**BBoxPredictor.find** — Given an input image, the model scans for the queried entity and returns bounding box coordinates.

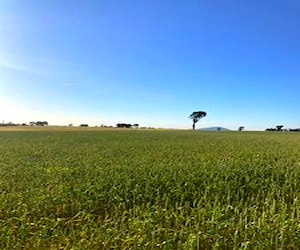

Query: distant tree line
[265,125,300,132]
[289,128,300,132]
[0,122,19,126]
[29,121,48,126]
[78,123,140,128]
[116,123,139,128]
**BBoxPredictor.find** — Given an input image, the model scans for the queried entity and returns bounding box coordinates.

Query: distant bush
[289,128,300,132]
[116,123,132,128]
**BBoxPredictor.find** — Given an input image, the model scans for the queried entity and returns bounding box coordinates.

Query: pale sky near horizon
[1,0,299,130]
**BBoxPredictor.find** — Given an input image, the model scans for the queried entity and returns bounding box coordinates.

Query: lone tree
[190,111,207,130]
[238,126,245,131]
[276,125,284,131]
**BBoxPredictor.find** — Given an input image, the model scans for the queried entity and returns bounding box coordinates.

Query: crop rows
[0,130,299,249]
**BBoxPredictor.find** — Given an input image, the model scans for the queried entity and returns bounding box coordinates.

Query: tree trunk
[192,123,195,130]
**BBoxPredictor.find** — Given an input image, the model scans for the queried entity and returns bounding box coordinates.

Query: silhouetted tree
[276,125,284,131]
[189,111,207,130]
[117,123,132,128]
[238,126,245,131]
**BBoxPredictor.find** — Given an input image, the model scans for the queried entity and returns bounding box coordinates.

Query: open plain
[0,128,300,249]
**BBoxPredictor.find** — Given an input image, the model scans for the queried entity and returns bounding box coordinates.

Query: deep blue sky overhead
[1,0,299,129]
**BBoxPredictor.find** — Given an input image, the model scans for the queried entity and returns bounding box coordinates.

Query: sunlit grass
[0,130,300,248]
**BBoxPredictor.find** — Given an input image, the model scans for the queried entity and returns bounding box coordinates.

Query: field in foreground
[0,129,300,249]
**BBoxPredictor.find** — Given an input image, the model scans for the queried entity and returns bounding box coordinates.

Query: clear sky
[1,0,299,130]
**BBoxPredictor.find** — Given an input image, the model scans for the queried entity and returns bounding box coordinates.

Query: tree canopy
[190,111,207,130]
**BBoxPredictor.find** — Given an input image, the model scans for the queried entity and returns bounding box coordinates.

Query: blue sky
[1,0,299,130]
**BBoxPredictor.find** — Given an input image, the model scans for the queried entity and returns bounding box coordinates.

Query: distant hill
[199,127,231,131]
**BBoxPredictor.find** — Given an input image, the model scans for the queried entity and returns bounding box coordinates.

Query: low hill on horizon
[199,127,231,131]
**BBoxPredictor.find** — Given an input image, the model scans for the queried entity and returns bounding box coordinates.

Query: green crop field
[0,129,300,249]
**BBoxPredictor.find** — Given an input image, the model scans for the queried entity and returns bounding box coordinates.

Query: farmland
[0,129,300,249]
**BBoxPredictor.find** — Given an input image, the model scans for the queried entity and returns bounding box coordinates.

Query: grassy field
[0,128,300,249]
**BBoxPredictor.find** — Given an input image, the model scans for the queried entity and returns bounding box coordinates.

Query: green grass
[0,129,300,249]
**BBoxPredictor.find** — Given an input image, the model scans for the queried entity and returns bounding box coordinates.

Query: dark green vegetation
[0,130,300,249]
